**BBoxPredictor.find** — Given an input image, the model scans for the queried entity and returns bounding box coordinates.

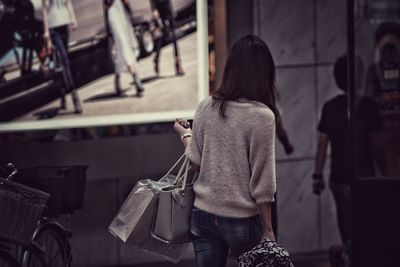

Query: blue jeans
[50,26,75,90]
[190,208,263,267]
[330,182,352,245]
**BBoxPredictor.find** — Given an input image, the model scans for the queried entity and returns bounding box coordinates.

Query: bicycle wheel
[23,227,70,267]
[0,250,20,267]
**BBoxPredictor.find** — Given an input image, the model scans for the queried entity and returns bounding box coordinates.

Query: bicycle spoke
[52,251,64,266]
[48,233,63,265]
[45,233,55,263]
[50,249,62,264]
[33,228,68,267]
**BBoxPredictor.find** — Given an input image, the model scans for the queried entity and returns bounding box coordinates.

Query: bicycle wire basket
[0,178,49,244]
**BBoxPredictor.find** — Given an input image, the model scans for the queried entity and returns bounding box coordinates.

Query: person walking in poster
[105,0,145,97]
[42,0,82,113]
[150,0,185,76]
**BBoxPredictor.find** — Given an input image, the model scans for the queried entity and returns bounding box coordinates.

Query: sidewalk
[19,33,198,122]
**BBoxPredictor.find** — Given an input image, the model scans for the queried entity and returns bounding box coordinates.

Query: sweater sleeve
[249,111,277,204]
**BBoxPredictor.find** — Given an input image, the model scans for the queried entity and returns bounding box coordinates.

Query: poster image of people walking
[0,0,207,131]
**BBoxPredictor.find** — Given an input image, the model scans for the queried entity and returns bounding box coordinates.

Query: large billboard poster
[0,0,208,131]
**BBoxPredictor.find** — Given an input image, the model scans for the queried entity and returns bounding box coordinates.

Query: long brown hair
[213,35,279,120]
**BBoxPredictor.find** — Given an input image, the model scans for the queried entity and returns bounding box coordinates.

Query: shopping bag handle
[160,154,185,181]
[161,154,196,193]
[160,154,191,186]
[180,159,191,192]
[174,157,189,185]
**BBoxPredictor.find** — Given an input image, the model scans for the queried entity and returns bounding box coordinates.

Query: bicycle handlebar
[6,163,18,180]
[0,163,18,180]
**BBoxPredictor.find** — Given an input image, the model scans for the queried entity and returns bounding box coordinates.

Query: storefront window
[352,1,400,266]
[353,0,400,178]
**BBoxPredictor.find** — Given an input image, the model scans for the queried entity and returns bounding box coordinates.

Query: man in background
[312,55,388,266]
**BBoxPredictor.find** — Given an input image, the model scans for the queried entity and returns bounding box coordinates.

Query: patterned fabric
[238,238,294,267]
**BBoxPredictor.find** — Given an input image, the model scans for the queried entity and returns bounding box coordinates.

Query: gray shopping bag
[108,155,192,263]
[108,179,159,243]
[152,157,197,244]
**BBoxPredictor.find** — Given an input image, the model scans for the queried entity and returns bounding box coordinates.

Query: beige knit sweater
[185,96,276,218]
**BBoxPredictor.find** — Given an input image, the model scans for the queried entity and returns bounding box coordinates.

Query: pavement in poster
[18,32,198,122]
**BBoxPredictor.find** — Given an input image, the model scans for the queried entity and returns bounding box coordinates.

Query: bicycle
[0,163,48,267]
[0,163,74,267]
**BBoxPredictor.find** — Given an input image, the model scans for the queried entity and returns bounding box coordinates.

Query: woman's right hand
[174,118,191,137]
[263,228,276,241]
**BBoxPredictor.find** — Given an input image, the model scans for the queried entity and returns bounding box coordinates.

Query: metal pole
[313,0,323,252]
[347,0,356,266]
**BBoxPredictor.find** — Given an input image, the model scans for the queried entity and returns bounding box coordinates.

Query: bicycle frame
[32,218,72,241]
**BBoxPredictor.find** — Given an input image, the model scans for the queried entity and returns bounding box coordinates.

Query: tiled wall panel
[257,0,315,66]
[275,68,316,160]
[316,0,347,63]
[257,0,346,254]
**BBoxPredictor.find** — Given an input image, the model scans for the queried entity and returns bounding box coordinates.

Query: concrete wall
[253,0,345,252]
[0,133,195,266]
[226,0,254,48]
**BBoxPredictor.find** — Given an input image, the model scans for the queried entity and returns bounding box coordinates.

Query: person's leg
[330,183,352,265]
[191,208,229,267]
[167,16,184,75]
[50,29,67,109]
[193,238,229,267]
[127,65,144,97]
[132,72,144,96]
[167,18,179,59]
[153,18,167,75]
[71,90,82,113]
[330,183,352,244]
[153,37,162,75]
[218,214,263,259]
[52,26,82,113]
[60,27,82,113]
[114,73,122,95]
[59,27,69,53]
[52,27,75,90]
[110,36,125,95]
